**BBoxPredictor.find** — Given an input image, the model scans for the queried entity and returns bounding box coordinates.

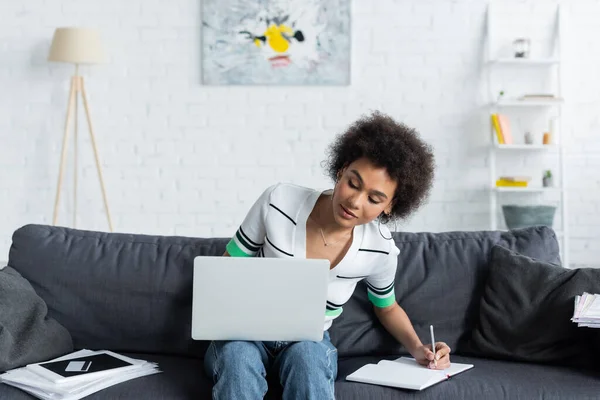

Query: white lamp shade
[48,27,107,64]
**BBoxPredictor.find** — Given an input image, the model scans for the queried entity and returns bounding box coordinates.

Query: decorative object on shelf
[524,131,534,144]
[542,170,553,187]
[513,38,531,58]
[48,27,113,232]
[497,90,505,102]
[201,0,351,85]
[543,132,552,145]
[502,205,556,229]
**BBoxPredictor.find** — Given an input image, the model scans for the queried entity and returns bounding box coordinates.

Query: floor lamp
[48,27,113,232]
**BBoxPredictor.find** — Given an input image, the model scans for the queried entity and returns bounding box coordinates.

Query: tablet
[26,351,139,384]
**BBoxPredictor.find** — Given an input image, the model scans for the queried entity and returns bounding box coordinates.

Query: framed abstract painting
[202,0,351,85]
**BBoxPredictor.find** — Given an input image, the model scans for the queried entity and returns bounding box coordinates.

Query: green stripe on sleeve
[325,308,343,318]
[226,239,251,257]
[368,291,396,308]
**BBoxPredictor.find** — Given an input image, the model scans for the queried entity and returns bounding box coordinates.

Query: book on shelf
[496,179,528,187]
[498,176,532,182]
[490,113,513,144]
[491,114,504,144]
[496,114,513,144]
[518,94,563,101]
[0,350,161,400]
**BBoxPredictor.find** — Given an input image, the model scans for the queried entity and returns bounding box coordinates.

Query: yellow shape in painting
[264,24,293,53]
[254,38,262,47]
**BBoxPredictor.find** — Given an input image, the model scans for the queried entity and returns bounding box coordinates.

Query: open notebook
[346,357,473,391]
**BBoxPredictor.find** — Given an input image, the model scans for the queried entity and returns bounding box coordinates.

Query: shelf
[494,187,561,193]
[493,99,563,107]
[488,58,560,66]
[494,144,558,150]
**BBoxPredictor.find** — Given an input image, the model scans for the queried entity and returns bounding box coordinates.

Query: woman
[204,111,451,399]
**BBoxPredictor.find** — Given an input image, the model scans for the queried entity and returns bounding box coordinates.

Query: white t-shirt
[226,183,400,331]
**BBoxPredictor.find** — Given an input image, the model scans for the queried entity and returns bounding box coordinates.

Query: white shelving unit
[486,4,569,267]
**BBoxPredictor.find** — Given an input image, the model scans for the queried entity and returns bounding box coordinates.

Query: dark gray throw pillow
[470,245,600,368]
[0,266,73,372]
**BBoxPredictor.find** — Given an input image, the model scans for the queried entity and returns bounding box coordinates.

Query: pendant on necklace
[319,228,329,247]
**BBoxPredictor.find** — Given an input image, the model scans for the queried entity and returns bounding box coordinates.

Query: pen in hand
[430,324,437,368]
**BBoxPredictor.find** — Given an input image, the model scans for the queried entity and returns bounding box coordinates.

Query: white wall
[1,0,598,267]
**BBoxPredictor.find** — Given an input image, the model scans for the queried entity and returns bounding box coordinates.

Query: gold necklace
[319,227,344,247]
[314,199,351,247]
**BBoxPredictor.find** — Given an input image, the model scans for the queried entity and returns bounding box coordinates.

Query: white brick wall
[1,0,598,267]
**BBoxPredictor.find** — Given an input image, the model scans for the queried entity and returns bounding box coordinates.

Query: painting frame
[201,0,351,86]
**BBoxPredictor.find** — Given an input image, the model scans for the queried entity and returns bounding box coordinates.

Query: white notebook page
[346,357,473,391]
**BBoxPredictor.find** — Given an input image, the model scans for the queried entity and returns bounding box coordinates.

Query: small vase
[543,176,553,187]
[513,38,531,58]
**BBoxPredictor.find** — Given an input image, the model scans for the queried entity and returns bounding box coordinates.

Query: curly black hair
[323,111,435,224]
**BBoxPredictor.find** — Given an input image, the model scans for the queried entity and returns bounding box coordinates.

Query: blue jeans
[204,331,338,400]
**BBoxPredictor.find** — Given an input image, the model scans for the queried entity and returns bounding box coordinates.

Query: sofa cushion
[331,226,561,358]
[8,224,221,358]
[468,245,600,367]
[0,266,73,372]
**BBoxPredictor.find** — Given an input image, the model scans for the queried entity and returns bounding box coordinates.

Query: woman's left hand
[412,342,451,369]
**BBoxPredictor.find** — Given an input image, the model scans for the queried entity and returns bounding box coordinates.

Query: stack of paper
[0,350,161,400]
[572,293,600,328]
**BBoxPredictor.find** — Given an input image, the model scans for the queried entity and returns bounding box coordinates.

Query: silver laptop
[191,256,330,342]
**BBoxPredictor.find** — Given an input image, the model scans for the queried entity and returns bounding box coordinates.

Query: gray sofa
[1,224,599,399]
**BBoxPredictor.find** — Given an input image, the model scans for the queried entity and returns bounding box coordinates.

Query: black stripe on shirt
[358,248,389,255]
[366,281,394,295]
[327,300,344,308]
[265,236,293,257]
[240,226,263,247]
[236,230,260,252]
[336,275,369,280]
[367,285,394,296]
[269,203,297,225]
[367,280,394,291]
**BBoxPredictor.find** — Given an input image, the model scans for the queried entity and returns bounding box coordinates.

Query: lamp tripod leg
[53,76,77,226]
[80,77,114,232]
[73,76,79,228]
